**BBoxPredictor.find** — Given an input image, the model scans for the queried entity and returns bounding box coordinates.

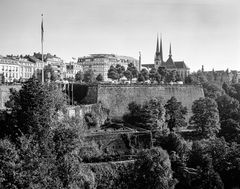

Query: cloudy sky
[0,0,239,71]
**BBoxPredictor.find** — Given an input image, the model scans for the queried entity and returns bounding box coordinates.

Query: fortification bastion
[81,84,205,119]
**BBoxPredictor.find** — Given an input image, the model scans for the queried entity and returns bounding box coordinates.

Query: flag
[41,14,44,43]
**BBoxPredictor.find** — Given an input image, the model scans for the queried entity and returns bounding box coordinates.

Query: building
[45,55,64,80]
[202,68,240,84]
[0,56,20,82]
[78,54,139,81]
[65,61,82,79]
[142,36,190,80]
[28,55,44,81]
[19,58,36,81]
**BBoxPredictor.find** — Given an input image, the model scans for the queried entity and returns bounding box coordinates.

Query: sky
[0,0,239,72]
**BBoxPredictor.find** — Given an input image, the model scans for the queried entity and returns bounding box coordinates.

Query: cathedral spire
[154,34,164,68]
[169,43,172,57]
[156,34,160,53]
[160,34,163,62]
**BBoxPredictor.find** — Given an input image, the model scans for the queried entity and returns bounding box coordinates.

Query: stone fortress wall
[0,84,205,120]
[82,84,205,119]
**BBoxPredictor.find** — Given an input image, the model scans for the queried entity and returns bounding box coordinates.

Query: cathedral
[143,36,190,80]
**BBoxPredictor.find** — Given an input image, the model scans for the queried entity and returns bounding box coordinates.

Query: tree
[219,119,240,143]
[1,78,81,188]
[149,67,157,82]
[108,65,119,81]
[187,140,224,189]
[184,75,194,84]
[116,64,125,79]
[123,98,166,130]
[216,95,240,122]
[133,147,177,189]
[0,139,20,188]
[157,66,167,81]
[165,70,177,83]
[202,82,224,99]
[123,70,133,81]
[165,97,187,131]
[96,74,104,82]
[126,63,138,79]
[190,97,220,138]
[155,72,162,84]
[222,82,238,100]
[75,70,84,82]
[4,78,67,140]
[140,68,149,81]
[83,69,95,83]
[137,73,145,83]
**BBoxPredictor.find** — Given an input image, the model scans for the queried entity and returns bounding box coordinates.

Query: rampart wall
[82,84,204,119]
[0,84,205,121]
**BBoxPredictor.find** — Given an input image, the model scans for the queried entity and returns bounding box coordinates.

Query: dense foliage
[1,72,240,188]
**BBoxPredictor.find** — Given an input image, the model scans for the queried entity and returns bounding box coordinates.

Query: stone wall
[0,85,21,109]
[1,84,205,121]
[94,84,204,119]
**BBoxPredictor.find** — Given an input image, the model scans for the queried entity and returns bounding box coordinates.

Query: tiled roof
[174,61,189,69]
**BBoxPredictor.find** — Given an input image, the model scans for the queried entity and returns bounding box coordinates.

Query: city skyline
[0,0,239,71]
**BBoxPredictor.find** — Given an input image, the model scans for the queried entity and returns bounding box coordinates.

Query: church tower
[165,43,176,68]
[154,35,163,68]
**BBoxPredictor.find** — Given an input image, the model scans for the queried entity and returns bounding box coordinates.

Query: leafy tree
[140,68,149,81]
[175,73,182,82]
[155,72,162,84]
[0,139,20,188]
[218,119,240,143]
[137,73,145,83]
[222,82,238,99]
[216,95,240,121]
[96,73,104,82]
[133,147,177,189]
[4,78,67,140]
[187,138,240,189]
[83,69,95,83]
[116,64,125,79]
[187,140,224,189]
[190,97,220,138]
[149,67,157,82]
[202,82,224,99]
[165,70,177,83]
[165,97,187,131]
[108,65,119,81]
[123,70,133,81]
[184,75,194,84]
[0,78,82,188]
[75,70,84,82]
[126,63,138,79]
[157,66,167,81]
[123,98,165,130]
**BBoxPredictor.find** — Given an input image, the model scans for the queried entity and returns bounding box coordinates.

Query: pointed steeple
[156,34,159,53]
[165,43,175,68]
[169,43,172,57]
[160,35,163,62]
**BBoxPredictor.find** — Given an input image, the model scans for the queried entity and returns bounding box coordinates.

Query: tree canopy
[190,97,220,138]
[165,97,187,131]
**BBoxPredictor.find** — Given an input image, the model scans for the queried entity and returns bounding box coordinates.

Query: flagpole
[41,14,44,83]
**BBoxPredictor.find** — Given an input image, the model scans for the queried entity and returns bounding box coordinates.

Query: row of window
[0,66,19,72]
